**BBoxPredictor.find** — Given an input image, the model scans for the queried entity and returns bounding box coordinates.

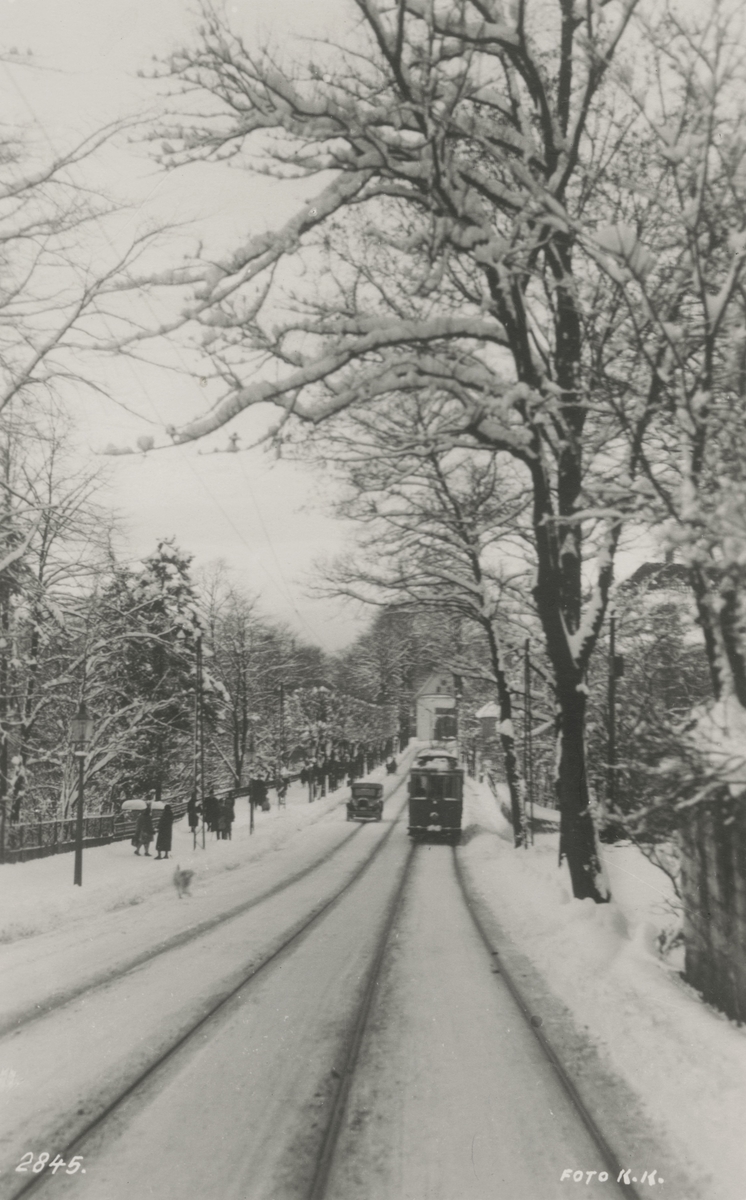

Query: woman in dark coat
[155,804,174,859]
[217,796,235,839]
[187,795,200,831]
[134,803,154,855]
[204,791,219,834]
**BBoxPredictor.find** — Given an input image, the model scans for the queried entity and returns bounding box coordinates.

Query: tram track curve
[0,776,410,1043]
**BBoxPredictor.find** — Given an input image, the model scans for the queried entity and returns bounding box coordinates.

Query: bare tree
[200,567,296,787]
[127,0,692,898]
[0,93,161,419]
[0,402,116,820]
[585,4,746,723]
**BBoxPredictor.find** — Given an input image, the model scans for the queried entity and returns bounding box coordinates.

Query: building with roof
[415,672,457,742]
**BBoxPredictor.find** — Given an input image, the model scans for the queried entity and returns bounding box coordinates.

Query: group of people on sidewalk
[185,792,236,839]
[132,801,173,859]
[204,792,236,839]
[130,775,287,859]
[130,790,235,860]
[130,762,392,861]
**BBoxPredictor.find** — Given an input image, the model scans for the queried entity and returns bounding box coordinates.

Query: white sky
[1,0,366,650]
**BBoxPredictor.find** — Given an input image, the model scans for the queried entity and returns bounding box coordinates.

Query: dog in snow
[173,865,194,899]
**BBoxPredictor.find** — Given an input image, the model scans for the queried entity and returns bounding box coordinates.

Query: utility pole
[524,639,534,846]
[73,751,85,886]
[607,614,624,812]
[70,701,93,887]
[196,635,206,848]
[192,647,199,849]
[277,681,285,805]
[0,433,11,861]
[249,719,256,834]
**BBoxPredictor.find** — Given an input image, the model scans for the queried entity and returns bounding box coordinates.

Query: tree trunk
[501,735,524,845]
[0,579,9,833]
[527,399,611,899]
[556,683,609,902]
[484,620,525,847]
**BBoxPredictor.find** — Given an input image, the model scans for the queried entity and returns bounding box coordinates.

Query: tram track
[451,845,643,1200]
[0,774,410,1043]
[301,835,639,1200]
[307,840,416,1200]
[304,837,646,1200]
[6,798,414,1200]
[5,782,652,1200]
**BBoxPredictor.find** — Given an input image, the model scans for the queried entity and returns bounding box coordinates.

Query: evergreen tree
[95,540,202,801]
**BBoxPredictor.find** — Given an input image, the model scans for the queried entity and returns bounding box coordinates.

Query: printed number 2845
[16,1153,84,1174]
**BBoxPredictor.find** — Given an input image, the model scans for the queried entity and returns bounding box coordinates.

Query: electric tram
[407,747,464,842]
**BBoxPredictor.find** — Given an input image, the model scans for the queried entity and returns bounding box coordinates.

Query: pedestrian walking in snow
[204,791,219,834]
[187,794,200,830]
[218,795,234,839]
[155,803,174,859]
[134,802,154,856]
[249,777,269,814]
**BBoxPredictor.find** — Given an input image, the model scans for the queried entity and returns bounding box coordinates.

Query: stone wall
[679,794,746,1023]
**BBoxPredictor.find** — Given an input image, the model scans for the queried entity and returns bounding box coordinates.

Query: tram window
[431,775,459,800]
[431,776,449,800]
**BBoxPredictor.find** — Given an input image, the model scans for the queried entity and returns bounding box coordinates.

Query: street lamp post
[70,700,94,887]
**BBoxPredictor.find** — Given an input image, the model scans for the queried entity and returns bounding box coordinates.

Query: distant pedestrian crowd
[128,754,398,866]
[202,792,236,839]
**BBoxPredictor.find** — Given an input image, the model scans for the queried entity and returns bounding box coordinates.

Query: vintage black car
[346,781,384,822]
[408,749,464,841]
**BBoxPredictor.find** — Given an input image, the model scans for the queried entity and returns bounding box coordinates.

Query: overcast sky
[1,0,369,651]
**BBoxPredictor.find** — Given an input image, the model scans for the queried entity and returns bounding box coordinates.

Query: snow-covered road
[322,841,611,1200]
[3,785,627,1200]
[0,783,411,1199]
[2,760,741,1199]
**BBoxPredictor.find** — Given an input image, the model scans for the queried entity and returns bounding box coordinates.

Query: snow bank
[459,779,746,1200]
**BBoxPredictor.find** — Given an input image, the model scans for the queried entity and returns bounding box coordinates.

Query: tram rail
[6,772,652,1200]
[0,772,410,1043]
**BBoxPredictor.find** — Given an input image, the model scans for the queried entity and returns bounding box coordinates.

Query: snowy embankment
[0,761,404,946]
[459,779,746,1200]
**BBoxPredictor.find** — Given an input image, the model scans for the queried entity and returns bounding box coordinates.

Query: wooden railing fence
[1,798,190,864]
